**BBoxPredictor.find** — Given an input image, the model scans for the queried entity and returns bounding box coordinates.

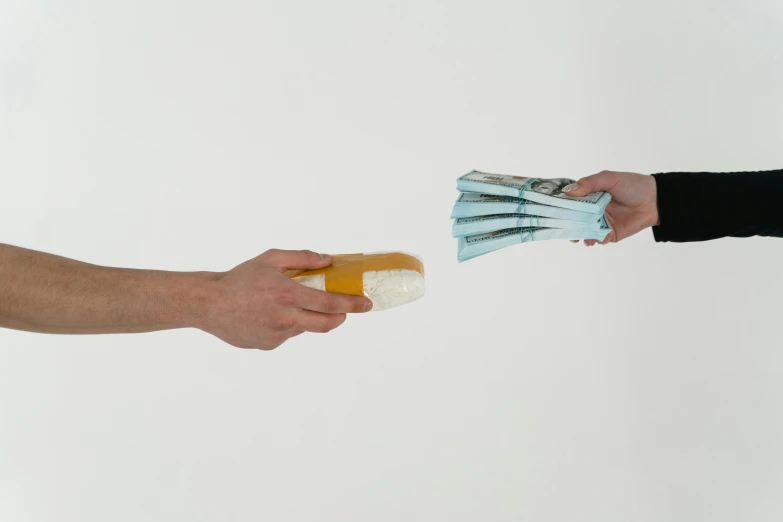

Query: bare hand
[198,249,372,350]
[564,171,659,246]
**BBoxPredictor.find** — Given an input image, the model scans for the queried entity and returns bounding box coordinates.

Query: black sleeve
[651,169,783,243]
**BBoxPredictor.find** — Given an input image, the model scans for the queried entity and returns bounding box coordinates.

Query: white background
[2,1,783,520]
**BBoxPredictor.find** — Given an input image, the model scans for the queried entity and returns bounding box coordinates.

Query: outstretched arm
[0,244,371,349]
[564,168,783,244]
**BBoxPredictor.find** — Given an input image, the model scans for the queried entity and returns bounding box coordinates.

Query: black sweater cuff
[651,170,783,243]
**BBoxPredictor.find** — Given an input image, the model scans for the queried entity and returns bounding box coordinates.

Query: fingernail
[563,183,579,193]
[363,300,373,312]
[320,253,332,260]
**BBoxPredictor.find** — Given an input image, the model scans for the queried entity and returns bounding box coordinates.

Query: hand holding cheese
[202,249,372,350]
[288,252,426,311]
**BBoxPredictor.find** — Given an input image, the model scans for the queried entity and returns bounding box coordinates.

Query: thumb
[563,171,620,198]
[261,249,333,270]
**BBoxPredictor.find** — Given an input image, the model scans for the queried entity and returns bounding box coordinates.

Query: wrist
[646,203,660,229]
[646,175,660,228]
[158,270,223,330]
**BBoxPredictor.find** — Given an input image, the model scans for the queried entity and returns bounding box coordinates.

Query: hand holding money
[451,171,614,261]
[563,171,659,246]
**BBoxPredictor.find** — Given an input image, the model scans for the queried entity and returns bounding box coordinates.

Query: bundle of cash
[452,170,612,261]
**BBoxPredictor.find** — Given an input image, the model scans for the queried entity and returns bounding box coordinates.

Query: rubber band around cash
[286,253,424,297]
[517,178,540,243]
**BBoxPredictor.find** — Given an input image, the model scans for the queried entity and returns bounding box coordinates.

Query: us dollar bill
[452,213,603,237]
[457,216,612,262]
[456,170,611,214]
[451,193,602,223]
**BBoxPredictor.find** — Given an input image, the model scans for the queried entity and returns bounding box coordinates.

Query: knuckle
[269,313,294,331]
[291,249,315,263]
[321,295,338,313]
[315,315,344,333]
[274,286,296,306]
[261,248,281,260]
[279,318,297,331]
[311,322,331,334]
[330,314,347,330]
[257,249,282,265]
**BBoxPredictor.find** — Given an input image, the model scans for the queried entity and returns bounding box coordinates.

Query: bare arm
[0,244,371,349]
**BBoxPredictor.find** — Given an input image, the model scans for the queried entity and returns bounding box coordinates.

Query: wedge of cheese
[288,252,425,311]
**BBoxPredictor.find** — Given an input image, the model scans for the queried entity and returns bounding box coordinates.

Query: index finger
[293,284,373,314]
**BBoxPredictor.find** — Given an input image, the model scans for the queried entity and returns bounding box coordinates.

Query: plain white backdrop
[2,1,783,520]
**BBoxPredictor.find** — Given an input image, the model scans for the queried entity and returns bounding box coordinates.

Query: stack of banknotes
[451,171,613,262]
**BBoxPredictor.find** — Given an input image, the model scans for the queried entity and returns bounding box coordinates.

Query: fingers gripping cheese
[288,253,425,311]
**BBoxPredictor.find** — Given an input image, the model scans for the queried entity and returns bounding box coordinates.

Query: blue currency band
[518,178,540,243]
